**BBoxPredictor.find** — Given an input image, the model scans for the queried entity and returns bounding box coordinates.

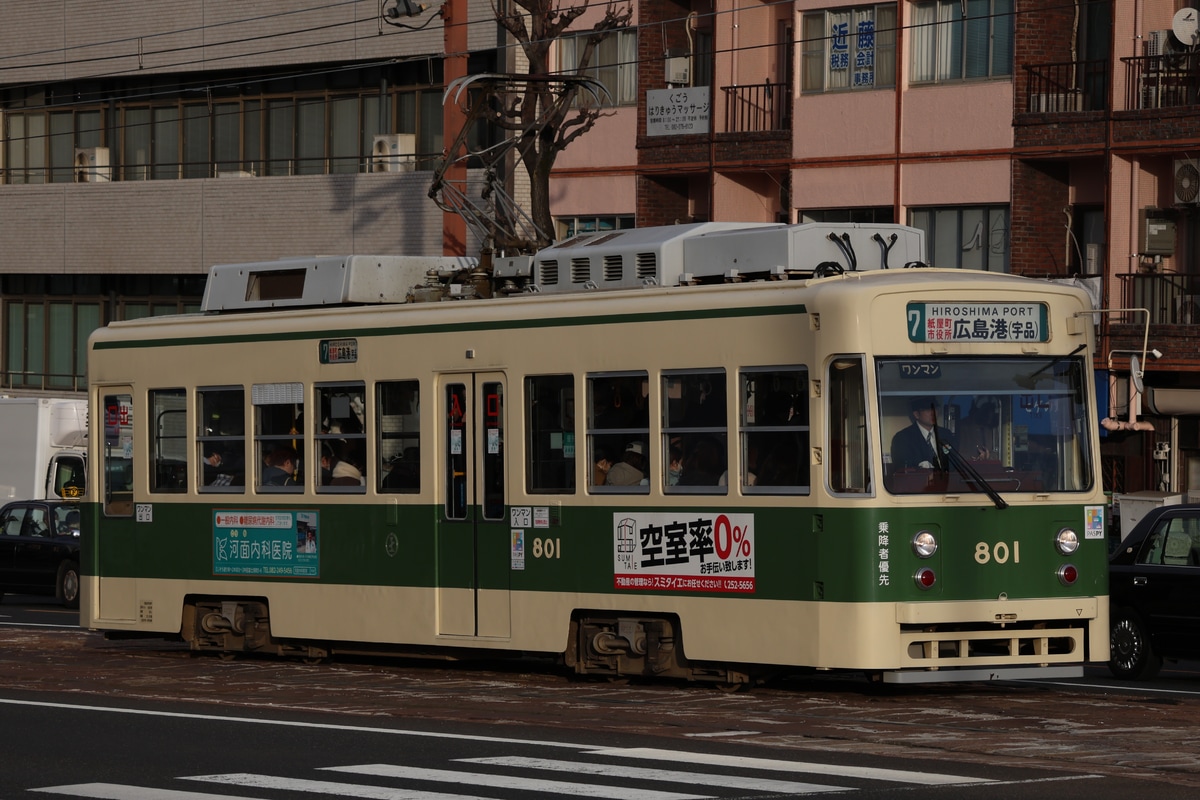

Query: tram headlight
[1057,564,1079,586]
[914,567,937,590]
[911,530,938,558]
[1054,527,1080,556]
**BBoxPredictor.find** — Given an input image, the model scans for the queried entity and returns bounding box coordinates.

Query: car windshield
[878,355,1093,496]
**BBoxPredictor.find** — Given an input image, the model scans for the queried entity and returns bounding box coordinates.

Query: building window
[909,206,1010,272]
[4,65,446,184]
[801,5,897,92]
[910,0,1013,84]
[557,29,638,106]
[555,215,635,240]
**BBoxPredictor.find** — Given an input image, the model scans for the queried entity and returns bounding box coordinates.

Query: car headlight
[1055,527,1079,556]
[911,530,938,558]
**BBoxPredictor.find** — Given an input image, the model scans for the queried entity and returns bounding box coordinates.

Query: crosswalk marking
[320,764,707,799]
[35,745,998,799]
[33,784,252,799]
[184,773,493,799]
[586,747,994,785]
[457,756,847,795]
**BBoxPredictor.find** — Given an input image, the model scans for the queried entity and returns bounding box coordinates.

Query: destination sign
[319,337,358,364]
[906,302,1047,343]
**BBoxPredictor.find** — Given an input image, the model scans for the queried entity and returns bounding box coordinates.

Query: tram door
[94,387,137,623]
[436,373,511,638]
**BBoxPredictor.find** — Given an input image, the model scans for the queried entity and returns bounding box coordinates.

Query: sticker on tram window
[319,338,358,364]
[613,512,755,594]
[897,362,941,379]
[906,302,1048,343]
[212,509,320,578]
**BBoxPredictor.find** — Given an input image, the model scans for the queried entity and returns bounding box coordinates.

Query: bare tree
[431,0,632,254]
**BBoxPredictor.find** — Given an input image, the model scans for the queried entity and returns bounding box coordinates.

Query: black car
[1109,503,1200,679]
[0,500,81,608]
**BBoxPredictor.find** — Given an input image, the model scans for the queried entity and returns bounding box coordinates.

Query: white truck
[0,396,87,500]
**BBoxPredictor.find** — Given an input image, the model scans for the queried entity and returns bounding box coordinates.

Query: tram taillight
[1057,564,1079,586]
[914,567,936,590]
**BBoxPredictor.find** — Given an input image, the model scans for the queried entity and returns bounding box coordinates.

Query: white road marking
[321,764,708,799]
[459,756,847,794]
[33,783,254,799]
[187,772,502,798]
[586,747,993,785]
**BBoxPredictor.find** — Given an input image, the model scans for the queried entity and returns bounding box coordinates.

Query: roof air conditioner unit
[1175,159,1200,205]
[74,147,111,183]
[370,134,417,173]
[665,56,690,85]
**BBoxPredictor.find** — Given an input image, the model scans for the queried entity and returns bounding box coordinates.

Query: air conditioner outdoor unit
[1175,159,1200,205]
[370,134,416,173]
[1147,29,1175,57]
[74,147,111,183]
[665,56,690,85]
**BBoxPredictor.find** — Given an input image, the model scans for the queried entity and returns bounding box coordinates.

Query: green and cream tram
[82,222,1108,684]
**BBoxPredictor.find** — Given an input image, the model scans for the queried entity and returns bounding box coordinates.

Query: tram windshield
[877,356,1093,496]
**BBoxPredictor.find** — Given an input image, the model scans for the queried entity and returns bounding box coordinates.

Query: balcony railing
[1123,52,1200,110]
[722,81,789,133]
[1023,59,1107,113]
[1117,272,1200,324]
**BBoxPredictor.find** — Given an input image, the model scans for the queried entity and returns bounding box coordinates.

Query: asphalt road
[3,595,1200,797]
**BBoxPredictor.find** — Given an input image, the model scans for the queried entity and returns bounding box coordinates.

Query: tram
[81,221,1109,684]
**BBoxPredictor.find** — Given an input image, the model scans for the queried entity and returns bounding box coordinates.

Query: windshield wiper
[937,442,1009,510]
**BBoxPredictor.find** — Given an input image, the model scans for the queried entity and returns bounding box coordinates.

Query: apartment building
[560,0,1190,500]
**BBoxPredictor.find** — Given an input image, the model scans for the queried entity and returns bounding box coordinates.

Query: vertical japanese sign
[830,14,877,88]
[213,509,320,577]
[613,512,755,593]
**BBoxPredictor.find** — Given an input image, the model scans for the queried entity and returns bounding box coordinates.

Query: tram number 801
[532,537,562,559]
[975,541,1020,564]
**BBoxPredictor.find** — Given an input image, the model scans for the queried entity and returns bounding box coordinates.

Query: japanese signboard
[319,338,358,364]
[646,87,711,136]
[213,509,320,578]
[613,511,755,593]
[906,302,1048,343]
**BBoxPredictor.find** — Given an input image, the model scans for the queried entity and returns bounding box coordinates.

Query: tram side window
[525,375,575,494]
[103,393,134,517]
[316,382,367,493]
[828,357,871,494]
[740,368,809,493]
[588,372,650,493]
[252,382,304,492]
[149,389,187,493]
[377,380,420,493]
[197,387,245,492]
[663,369,728,494]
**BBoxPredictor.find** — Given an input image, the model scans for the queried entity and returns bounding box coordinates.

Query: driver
[891,396,958,470]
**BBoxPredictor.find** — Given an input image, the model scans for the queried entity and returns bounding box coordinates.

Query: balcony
[1022,59,1107,113]
[722,81,789,133]
[1123,52,1200,110]
[1117,272,1200,324]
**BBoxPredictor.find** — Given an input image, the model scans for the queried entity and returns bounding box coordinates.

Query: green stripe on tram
[83,500,1105,605]
[92,303,808,351]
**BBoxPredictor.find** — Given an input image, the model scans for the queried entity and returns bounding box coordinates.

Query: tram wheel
[1109,607,1162,680]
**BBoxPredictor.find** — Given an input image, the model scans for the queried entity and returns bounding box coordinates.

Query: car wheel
[1109,607,1162,680]
[57,560,80,609]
